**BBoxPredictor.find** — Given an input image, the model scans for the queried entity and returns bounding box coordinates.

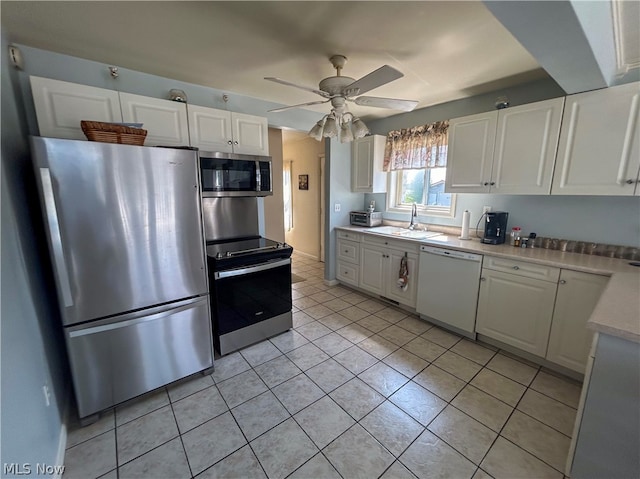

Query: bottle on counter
[510,227,522,246]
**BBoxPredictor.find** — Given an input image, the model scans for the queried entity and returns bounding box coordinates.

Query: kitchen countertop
[336,225,640,343]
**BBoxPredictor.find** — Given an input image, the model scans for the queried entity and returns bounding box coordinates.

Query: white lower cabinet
[546,270,609,372]
[476,256,609,372]
[476,257,559,357]
[476,268,557,356]
[336,231,361,287]
[359,237,419,308]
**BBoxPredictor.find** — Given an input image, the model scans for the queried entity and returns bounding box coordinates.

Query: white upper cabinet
[351,135,387,193]
[30,76,122,140]
[552,82,640,196]
[492,98,564,194]
[446,98,564,194]
[231,112,269,156]
[188,105,269,155]
[187,105,231,152]
[445,111,497,193]
[119,92,190,147]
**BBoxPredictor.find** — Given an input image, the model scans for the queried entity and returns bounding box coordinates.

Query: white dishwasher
[417,245,483,338]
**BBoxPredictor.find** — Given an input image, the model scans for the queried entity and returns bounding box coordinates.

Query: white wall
[1,32,69,473]
[264,128,285,243]
[283,133,325,259]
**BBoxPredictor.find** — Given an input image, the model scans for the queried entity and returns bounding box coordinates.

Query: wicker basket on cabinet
[81,121,147,145]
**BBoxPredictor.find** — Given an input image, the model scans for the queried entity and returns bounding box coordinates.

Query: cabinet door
[551,82,640,195]
[351,135,387,193]
[30,76,122,140]
[187,105,233,152]
[359,245,385,296]
[445,111,497,193]
[231,112,269,156]
[120,92,190,146]
[546,270,609,373]
[476,269,556,357]
[492,98,564,194]
[385,250,419,308]
[336,261,359,287]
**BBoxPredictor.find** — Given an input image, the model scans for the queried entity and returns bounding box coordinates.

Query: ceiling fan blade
[268,100,329,113]
[264,77,330,98]
[345,65,404,96]
[354,96,418,112]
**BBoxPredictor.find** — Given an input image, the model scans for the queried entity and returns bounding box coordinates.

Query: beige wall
[264,128,285,242]
[283,132,325,259]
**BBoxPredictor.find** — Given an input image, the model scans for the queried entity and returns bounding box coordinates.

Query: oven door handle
[215,258,291,279]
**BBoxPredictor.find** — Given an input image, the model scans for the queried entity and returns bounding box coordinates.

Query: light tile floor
[63,253,582,479]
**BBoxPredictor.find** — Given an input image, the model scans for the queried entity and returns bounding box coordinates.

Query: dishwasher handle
[420,245,482,262]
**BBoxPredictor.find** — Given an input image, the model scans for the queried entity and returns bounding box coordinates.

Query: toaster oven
[350,211,382,227]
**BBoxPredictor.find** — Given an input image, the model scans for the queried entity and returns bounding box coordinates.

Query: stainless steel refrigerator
[31,137,213,420]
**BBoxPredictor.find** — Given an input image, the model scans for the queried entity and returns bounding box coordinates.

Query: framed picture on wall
[298,174,309,190]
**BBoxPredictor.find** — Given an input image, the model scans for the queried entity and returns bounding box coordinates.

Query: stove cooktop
[206,236,292,270]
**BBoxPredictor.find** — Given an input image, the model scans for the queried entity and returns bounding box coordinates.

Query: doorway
[319,154,325,263]
[281,131,325,260]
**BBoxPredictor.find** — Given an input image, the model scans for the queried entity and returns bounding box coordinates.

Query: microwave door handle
[255,161,261,191]
[40,168,74,307]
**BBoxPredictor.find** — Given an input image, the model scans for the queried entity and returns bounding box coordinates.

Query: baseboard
[292,250,319,261]
[324,278,339,286]
[54,393,71,479]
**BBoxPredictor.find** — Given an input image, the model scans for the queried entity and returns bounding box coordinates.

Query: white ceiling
[2,1,554,121]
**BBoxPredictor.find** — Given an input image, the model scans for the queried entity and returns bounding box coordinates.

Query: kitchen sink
[395,230,442,239]
[367,226,441,240]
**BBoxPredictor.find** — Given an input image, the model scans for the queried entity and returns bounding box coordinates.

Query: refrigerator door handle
[40,167,74,307]
[68,297,206,337]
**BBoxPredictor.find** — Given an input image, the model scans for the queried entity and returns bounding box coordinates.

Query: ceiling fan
[265,54,418,114]
[265,55,418,141]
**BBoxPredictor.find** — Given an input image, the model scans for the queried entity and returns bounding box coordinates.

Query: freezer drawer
[66,297,213,418]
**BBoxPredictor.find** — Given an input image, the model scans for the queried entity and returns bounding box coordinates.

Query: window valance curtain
[382,120,449,171]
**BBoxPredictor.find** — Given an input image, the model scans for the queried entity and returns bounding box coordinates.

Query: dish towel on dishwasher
[397,252,409,291]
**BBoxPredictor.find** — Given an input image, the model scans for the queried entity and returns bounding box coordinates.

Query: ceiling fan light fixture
[339,121,354,143]
[352,117,369,139]
[323,115,339,138]
[308,119,325,140]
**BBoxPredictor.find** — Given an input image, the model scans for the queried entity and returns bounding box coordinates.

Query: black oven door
[211,258,292,335]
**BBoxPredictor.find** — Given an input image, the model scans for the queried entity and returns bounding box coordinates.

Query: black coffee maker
[482,211,509,245]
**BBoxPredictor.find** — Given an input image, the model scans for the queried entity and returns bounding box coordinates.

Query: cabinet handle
[559,279,567,284]
[384,241,388,245]
[626,179,635,184]
[227,140,233,145]
[490,182,495,186]
[513,265,520,270]
[344,250,348,253]
[234,140,239,145]
[483,182,489,186]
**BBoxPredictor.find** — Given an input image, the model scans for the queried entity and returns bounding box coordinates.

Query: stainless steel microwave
[199,151,272,197]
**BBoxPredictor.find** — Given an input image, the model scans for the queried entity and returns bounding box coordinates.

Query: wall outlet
[43,385,51,407]
[334,203,341,212]
[482,205,492,215]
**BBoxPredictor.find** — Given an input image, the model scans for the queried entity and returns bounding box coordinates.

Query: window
[383,121,455,217]
[283,161,293,231]
[389,167,455,217]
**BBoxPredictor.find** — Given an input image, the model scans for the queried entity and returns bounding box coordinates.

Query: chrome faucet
[408,203,418,230]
